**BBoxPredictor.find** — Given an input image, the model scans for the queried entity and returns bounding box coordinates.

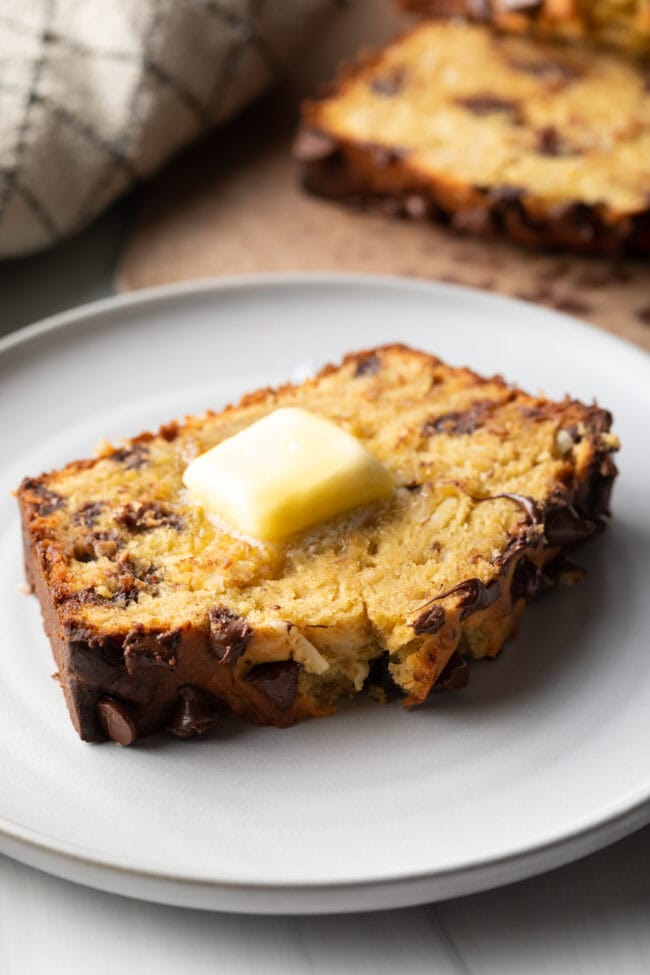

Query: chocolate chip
[354,352,381,377]
[208,606,253,665]
[72,501,104,528]
[404,481,422,492]
[21,479,65,516]
[475,492,540,523]
[586,455,618,518]
[116,501,183,532]
[73,532,119,562]
[423,401,494,436]
[415,578,501,629]
[72,585,141,608]
[413,604,446,636]
[167,686,224,739]
[96,698,138,746]
[456,578,501,618]
[510,557,543,602]
[364,652,402,701]
[510,553,584,602]
[93,537,119,559]
[456,94,520,117]
[370,67,406,97]
[506,56,581,84]
[543,503,596,547]
[65,627,124,681]
[244,660,299,711]
[293,128,338,163]
[123,626,181,675]
[432,651,469,692]
[110,443,150,470]
[442,579,500,618]
[536,125,575,157]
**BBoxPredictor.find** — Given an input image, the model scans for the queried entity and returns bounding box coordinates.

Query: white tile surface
[3,826,650,975]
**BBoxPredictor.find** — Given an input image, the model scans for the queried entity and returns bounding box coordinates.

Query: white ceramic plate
[1,274,649,915]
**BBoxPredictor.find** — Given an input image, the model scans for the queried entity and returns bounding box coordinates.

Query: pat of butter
[183,407,393,542]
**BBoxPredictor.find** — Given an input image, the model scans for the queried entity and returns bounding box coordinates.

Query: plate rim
[2,271,649,913]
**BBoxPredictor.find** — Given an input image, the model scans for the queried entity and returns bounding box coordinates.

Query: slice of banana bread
[18,344,618,745]
[294,21,650,255]
[400,0,650,57]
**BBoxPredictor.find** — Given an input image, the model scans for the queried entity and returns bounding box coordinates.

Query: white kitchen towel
[0,0,346,258]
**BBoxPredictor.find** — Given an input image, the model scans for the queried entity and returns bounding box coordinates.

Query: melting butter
[182,407,393,542]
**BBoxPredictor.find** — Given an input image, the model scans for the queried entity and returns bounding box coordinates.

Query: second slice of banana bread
[295,21,650,255]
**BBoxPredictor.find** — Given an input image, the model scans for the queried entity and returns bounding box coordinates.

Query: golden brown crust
[295,23,650,256]
[18,344,619,744]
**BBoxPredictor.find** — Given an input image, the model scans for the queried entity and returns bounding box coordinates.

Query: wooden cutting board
[117,7,650,351]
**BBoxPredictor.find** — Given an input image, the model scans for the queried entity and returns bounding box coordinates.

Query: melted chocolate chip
[588,455,617,518]
[110,443,150,470]
[116,501,183,532]
[432,651,469,692]
[167,686,224,739]
[96,697,138,746]
[424,401,494,436]
[506,56,582,84]
[370,67,406,97]
[543,503,596,547]
[72,585,141,608]
[496,527,542,569]
[413,604,446,636]
[364,652,402,701]
[208,606,253,665]
[123,626,181,675]
[510,557,543,602]
[414,577,501,630]
[536,126,575,157]
[404,481,422,492]
[456,94,520,117]
[244,660,299,711]
[354,352,381,377]
[65,626,124,681]
[476,492,540,523]
[73,531,119,562]
[444,579,500,618]
[72,501,104,528]
[512,554,586,603]
[21,479,66,516]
